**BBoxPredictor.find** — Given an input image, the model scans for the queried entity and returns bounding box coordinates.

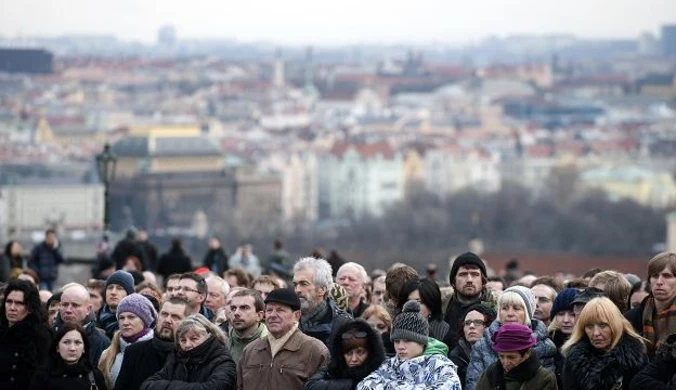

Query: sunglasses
[342,331,368,339]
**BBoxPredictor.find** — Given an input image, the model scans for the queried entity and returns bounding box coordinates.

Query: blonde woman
[561,297,647,390]
[362,304,392,335]
[141,314,236,390]
[98,294,157,389]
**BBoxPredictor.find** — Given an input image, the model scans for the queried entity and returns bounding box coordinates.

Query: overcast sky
[2,0,675,45]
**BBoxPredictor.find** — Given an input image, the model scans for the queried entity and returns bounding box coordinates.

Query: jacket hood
[328,318,386,379]
[423,337,449,356]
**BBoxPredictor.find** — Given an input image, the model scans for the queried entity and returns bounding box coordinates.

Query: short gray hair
[337,262,368,283]
[206,275,230,297]
[175,314,227,350]
[294,257,333,292]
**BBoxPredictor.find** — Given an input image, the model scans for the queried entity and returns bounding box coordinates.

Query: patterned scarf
[642,295,676,353]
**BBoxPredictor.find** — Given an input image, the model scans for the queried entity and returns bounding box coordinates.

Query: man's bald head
[60,284,93,325]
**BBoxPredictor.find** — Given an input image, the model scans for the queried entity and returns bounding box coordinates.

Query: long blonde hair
[98,331,121,389]
[561,297,644,356]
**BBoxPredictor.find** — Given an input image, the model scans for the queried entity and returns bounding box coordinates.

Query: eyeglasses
[342,331,368,339]
[176,286,200,294]
[464,319,486,327]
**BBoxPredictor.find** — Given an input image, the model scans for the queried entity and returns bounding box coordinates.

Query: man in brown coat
[237,287,329,390]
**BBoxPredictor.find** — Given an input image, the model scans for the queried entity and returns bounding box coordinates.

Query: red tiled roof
[331,141,395,160]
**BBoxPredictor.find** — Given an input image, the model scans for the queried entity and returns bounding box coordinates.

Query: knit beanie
[449,252,487,285]
[116,293,158,329]
[390,300,429,347]
[329,283,349,312]
[549,288,579,320]
[503,286,536,320]
[106,270,135,295]
[462,302,497,327]
[492,323,536,352]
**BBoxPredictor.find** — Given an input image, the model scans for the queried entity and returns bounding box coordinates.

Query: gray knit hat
[390,300,429,346]
[503,285,536,320]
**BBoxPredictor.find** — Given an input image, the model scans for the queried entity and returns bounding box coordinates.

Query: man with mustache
[114,297,193,390]
[444,252,494,350]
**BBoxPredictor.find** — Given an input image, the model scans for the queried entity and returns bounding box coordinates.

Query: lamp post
[96,143,117,232]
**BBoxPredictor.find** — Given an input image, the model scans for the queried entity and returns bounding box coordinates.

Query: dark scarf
[301,300,329,330]
[122,327,152,343]
[566,335,647,390]
[550,329,570,349]
[642,295,676,353]
[152,334,175,353]
[174,336,217,380]
[486,352,541,388]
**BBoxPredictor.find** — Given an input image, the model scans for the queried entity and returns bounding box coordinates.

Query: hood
[423,337,449,356]
[328,318,387,379]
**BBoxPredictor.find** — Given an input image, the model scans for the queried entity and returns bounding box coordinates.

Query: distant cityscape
[0,23,675,256]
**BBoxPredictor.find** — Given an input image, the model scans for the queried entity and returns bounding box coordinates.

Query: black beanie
[449,252,487,285]
[105,270,135,295]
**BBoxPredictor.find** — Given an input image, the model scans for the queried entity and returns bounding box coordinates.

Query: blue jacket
[28,242,64,282]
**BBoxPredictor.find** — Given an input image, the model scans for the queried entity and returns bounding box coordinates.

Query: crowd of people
[2,228,676,389]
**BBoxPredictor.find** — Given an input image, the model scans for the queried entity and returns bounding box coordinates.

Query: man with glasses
[205,274,230,313]
[531,283,557,327]
[176,272,214,321]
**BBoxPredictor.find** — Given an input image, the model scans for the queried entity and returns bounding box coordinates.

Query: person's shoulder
[125,338,153,353]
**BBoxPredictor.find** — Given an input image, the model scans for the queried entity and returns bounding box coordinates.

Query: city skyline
[1,0,675,46]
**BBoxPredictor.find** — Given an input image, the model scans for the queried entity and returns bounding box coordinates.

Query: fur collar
[656,333,676,361]
[566,335,646,390]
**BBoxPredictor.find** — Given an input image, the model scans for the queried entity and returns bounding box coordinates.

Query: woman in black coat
[305,318,386,390]
[0,279,52,390]
[562,297,647,390]
[30,323,107,390]
[630,333,676,390]
[448,303,496,389]
[141,314,236,390]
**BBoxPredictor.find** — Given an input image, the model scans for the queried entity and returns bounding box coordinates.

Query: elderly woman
[306,319,386,390]
[562,297,647,390]
[0,279,52,390]
[30,323,107,390]
[465,286,557,390]
[141,314,236,390]
[448,303,496,389]
[99,293,157,389]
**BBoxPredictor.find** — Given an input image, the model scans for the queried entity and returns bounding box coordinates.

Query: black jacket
[477,352,557,390]
[157,250,193,280]
[97,305,119,340]
[139,241,159,272]
[111,238,147,270]
[0,318,52,390]
[549,329,569,390]
[305,319,386,390]
[624,296,647,337]
[141,336,236,390]
[300,298,353,347]
[563,335,647,390]
[30,356,107,390]
[448,339,471,388]
[203,248,228,275]
[115,335,174,390]
[443,290,493,351]
[630,333,676,390]
[28,241,64,282]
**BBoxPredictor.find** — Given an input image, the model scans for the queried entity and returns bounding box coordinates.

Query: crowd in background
[1,228,676,389]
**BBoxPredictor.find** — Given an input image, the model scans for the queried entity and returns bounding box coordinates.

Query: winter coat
[100,329,155,388]
[28,241,64,282]
[30,356,107,390]
[630,332,676,390]
[115,335,174,390]
[428,318,451,346]
[300,298,354,347]
[562,334,647,390]
[157,250,193,280]
[448,339,472,388]
[0,317,52,390]
[227,323,268,365]
[443,290,495,351]
[111,239,147,270]
[203,247,229,275]
[139,240,159,271]
[238,327,330,390]
[476,352,557,390]
[305,319,386,390]
[0,254,10,282]
[549,329,569,390]
[356,347,461,390]
[141,336,236,390]
[54,313,111,366]
[465,319,557,390]
[97,305,119,340]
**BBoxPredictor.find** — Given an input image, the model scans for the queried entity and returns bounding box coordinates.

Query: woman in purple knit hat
[476,323,557,390]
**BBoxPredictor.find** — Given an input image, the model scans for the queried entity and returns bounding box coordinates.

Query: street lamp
[96,143,117,232]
